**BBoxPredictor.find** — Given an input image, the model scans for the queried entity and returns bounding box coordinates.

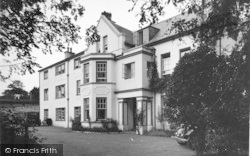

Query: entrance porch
[118,97,153,132]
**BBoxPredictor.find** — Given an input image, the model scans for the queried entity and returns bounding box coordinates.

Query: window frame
[83,63,90,83]
[84,98,90,121]
[123,62,135,79]
[44,88,49,101]
[76,80,81,95]
[44,109,48,120]
[96,62,107,82]
[96,41,100,53]
[74,106,81,119]
[96,97,107,120]
[138,31,143,45]
[44,70,48,80]
[55,63,65,75]
[147,61,153,78]
[103,36,108,52]
[161,53,171,76]
[55,84,65,99]
[74,58,80,69]
[56,108,65,121]
[180,47,191,58]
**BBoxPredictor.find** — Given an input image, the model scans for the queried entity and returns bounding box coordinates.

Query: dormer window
[103,36,108,52]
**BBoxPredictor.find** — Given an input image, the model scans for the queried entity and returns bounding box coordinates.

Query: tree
[29,87,39,100]
[129,0,249,155]
[2,80,28,99]
[0,0,84,81]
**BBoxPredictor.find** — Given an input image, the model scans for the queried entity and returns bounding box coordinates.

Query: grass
[144,129,175,137]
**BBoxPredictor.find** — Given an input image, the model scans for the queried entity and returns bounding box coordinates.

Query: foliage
[27,112,41,127]
[45,118,52,126]
[148,55,161,92]
[0,0,84,81]
[71,116,82,130]
[0,109,45,144]
[2,80,29,99]
[85,25,100,46]
[101,118,119,131]
[29,87,39,100]
[163,46,248,155]
[144,129,175,137]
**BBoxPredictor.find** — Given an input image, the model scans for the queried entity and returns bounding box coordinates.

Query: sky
[0,0,179,95]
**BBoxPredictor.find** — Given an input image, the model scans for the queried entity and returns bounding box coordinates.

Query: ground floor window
[96,97,107,120]
[56,108,65,121]
[74,106,81,119]
[44,109,48,119]
[84,98,89,120]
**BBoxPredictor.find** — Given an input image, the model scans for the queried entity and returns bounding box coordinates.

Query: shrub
[71,117,82,130]
[101,118,119,131]
[45,118,52,126]
[27,112,41,126]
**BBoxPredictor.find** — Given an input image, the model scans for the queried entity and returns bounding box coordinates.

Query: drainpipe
[67,60,70,128]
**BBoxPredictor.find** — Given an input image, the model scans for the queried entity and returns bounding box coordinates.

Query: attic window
[103,36,108,52]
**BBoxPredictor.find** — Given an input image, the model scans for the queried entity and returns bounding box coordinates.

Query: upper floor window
[96,41,100,53]
[96,98,107,120]
[76,80,81,95]
[55,63,65,75]
[56,84,65,99]
[138,31,143,45]
[96,62,107,82]
[44,88,48,101]
[56,108,65,121]
[123,62,135,79]
[147,62,153,78]
[74,58,80,69]
[44,70,48,80]
[84,98,90,121]
[180,47,191,58]
[84,63,89,83]
[74,106,81,119]
[162,53,170,76]
[103,36,108,52]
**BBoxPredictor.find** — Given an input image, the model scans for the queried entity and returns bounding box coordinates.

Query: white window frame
[96,62,107,82]
[84,98,90,121]
[44,109,48,120]
[76,80,81,95]
[74,106,81,119]
[44,70,48,80]
[84,63,89,83]
[96,97,107,120]
[44,88,48,101]
[123,62,135,79]
[96,41,100,53]
[103,36,108,52]
[74,58,80,69]
[56,84,65,99]
[162,53,170,76]
[55,63,65,75]
[56,108,65,121]
[180,47,191,58]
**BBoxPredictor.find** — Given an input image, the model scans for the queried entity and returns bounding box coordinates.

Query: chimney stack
[65,47,75,59]
[102,11,112,21]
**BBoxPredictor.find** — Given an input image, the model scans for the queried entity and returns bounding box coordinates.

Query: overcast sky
[0,0,179,95]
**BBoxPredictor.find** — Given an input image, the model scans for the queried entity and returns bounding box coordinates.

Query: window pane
[96,98,106,120]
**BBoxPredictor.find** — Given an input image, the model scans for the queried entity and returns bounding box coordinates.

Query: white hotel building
[39,12,195,131]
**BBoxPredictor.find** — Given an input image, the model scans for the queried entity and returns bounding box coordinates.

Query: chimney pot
[102,11,112,21]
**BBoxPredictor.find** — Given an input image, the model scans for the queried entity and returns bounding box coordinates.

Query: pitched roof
[111,22,134,45]
[146,13,197,45]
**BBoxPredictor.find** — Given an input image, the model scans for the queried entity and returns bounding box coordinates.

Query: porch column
[118,99,128,130]
[136,97,148,132]
[147,99,153,131]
